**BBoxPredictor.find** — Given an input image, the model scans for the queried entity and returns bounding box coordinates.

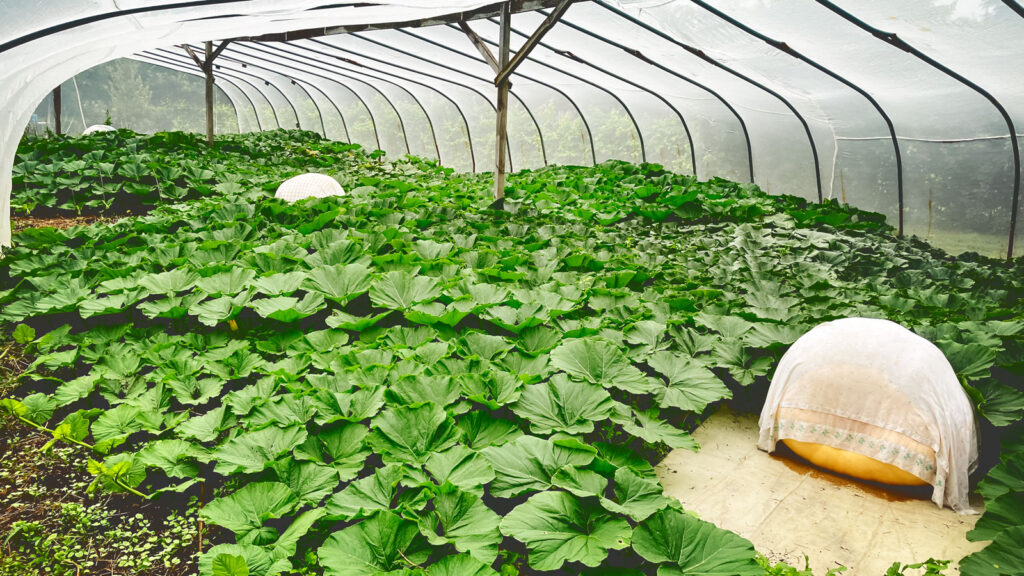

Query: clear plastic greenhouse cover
[1,0,1022,259]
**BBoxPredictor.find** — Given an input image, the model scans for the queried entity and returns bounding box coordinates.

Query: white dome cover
[82,124,116,134]
[758,317,979,513]
[274,173,344,203]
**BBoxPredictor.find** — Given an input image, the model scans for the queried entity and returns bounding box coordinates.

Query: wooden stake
[205,41,215,146]
[53,85,62,135]
[494,3,511,202]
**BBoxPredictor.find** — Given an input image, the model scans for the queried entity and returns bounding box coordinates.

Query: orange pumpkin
[782,438,927,486]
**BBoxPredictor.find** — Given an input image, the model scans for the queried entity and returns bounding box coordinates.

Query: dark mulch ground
[0,340,207,576]
[11,215,122,234]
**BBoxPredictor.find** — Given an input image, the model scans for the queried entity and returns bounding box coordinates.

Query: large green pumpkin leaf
[18,393,57,425]
[304,263,373,304]
[177,405,234,443]
[459,371,523,409]
[967,492,1024,542]
[211,554,248,576]
[455,411,522,449]
[499,490,631,571]
[632,509,762,576]
[212,425,308,475]
[959,526,1024,576]
[368,403,461,465]
[270,458,339,506]
[271,508,327,561]
[935,340,997,380]
[977,452,1024,502]
[138,268,199,295]
[417,484,501,563]
[550,465,608,497]
[550,338,653,394]
[325,464,407,520]
[647,351,731,413]
[369,270,441,310]
[482,435,595,498]
[421,554,497,576]
[318,511,432,576]
[249,293,326,322]
[91,404,142,442]
[387,374,461,407]
[972,378,1024,427]
[614,406,699,451]
[600,467,674,522]
[199,544,291,576]
[190,293,250,327]
[510,373,614,435]
[710,340,773,386]
[196,268,256,296]
[200,482,298,544]
[252,271,306,296]
[136,439,202,479]
[425,446,495,495]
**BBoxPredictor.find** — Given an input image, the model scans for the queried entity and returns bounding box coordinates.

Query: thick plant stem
[18,415,93,450]
[13,414,151,499]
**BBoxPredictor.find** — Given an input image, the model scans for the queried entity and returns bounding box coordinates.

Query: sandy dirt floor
[658,407,986,575]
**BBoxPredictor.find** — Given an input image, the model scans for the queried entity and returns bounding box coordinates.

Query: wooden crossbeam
[459,21,501,75]
[494,0,572,86]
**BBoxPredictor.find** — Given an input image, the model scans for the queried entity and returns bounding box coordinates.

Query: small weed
[757,554,848,576]
[0,408,203,575]
[886,558,950,576]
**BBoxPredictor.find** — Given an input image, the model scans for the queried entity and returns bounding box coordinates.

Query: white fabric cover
[82,124,116,134]
[274,173,344,203]
[758,317,978,513]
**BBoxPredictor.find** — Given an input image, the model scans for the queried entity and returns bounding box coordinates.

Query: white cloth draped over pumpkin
[758,317,979,513]
[274,173,344,203]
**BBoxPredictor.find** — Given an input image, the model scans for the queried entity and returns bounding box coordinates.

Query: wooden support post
[461,1,573,203]
[184,41,231,145]
[53,85,62,135]
[493,3,511,202]
[204,41,215,145]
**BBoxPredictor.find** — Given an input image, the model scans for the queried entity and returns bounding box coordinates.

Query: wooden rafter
[230,0,569,43]
[494,0,572,86]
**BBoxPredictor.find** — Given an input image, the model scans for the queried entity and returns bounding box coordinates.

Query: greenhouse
[0,1,1022,575]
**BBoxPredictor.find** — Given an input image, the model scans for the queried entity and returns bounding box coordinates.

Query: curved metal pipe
[595,0,824,202]
[401,27,596,166]
[475,19,647,163]
[204,47,327,136]
[253,41,442,163]
[536,9,695,175]
[302,41,496,172]
[553,15,752,182]
[152,48,281,129]
[218,50,390,149]
[691,0,904,234]
[198,54,300,130]
[298,75,350,142]
[820,0,1021,256]
[352,32,547,167]
[229,44,354,143]
[136,51,257,132]
[308,39,507,171]
[178,46,381,150]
